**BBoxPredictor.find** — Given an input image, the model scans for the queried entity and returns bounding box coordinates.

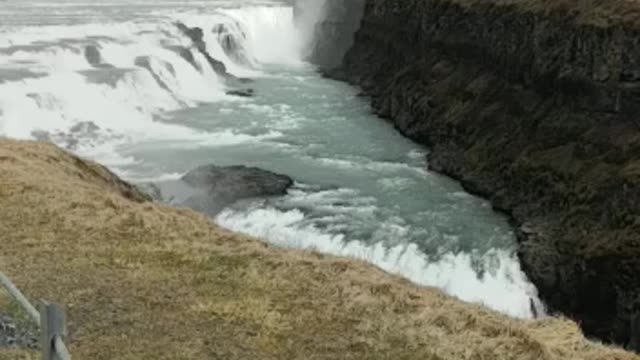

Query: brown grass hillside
[0,139,637,359]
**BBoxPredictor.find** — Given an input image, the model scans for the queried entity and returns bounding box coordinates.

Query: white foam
[217,204,544,319]
[218,6,305,66]
[306,155,430,177]
[116,171,184,183]
[162,129,283,149]
[378,177,416,191]
[0,5,302,153]
[292,0,329,57]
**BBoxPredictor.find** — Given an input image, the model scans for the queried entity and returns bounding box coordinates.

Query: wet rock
[84,45,101,65]
[175,22,251,86]
[212,23,252,67]
[150,165,293,216]
[176,22,206,52]
[70,121,100,134]
[31,121,102,151]
[84,45,114,68]
[177,47,199,71]
[165,45,201,72]
[134,56,172,92]
[226,88,254,97]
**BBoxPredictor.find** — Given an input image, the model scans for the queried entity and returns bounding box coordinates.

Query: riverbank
[1,139,637,359]
[314,0,640,348]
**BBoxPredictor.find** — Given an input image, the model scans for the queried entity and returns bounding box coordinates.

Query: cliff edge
[314,0,640,349]
[1,141,638,359]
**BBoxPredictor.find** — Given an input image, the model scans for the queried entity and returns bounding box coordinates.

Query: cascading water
[0,0,544,318]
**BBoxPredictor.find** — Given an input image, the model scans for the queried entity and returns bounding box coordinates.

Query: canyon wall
[311,0,640,350]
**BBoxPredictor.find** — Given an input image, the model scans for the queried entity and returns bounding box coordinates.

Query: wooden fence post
[40,301,67,360]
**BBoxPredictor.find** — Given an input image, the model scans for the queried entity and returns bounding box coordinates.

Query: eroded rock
[175,22,253,90]
[148,165,293,216]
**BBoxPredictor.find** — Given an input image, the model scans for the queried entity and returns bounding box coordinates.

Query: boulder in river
[149,165,293,216]
[226,88,254,97]
[84,45,114,68]
[175,22,253,87]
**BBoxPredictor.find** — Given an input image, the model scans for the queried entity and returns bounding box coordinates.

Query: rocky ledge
[308,0,640,350]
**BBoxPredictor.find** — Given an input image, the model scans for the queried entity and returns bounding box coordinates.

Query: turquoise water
[0,0,542,317]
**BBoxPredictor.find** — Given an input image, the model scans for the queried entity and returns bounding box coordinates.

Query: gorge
[307,0,640,349]
[0,0,639,356]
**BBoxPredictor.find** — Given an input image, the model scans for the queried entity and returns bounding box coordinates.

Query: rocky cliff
[313,0,640,350]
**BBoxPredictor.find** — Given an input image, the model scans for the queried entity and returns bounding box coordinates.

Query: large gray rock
[150,165,293,216]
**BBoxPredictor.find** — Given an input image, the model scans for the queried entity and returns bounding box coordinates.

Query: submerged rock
[84,45,114,68]
[134,56,173,93]
[175,22,252,88]
[149,165,293,216]
[31,121,101,150]
[212,22,252,67]
[226,88,254,97]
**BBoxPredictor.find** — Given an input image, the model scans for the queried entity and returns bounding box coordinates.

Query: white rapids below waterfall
[0,0,544,318]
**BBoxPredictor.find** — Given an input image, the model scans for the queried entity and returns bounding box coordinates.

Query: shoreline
[313,0,640,348]
[1,140,638,359]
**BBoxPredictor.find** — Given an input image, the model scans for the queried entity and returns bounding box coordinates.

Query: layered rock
[212,22,253,67]
[320,0,640,349]
[175,22,253,93]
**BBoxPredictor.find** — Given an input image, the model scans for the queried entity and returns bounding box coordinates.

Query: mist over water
[0,0,543,318]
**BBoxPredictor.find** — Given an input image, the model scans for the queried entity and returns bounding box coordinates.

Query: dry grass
[0,139,637,359]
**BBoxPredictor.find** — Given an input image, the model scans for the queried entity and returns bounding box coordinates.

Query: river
[0,0,542,318]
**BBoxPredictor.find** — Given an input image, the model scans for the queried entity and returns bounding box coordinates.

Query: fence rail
[0,272,71,360]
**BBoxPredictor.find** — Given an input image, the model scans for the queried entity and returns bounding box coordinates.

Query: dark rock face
[84,45,114,68]
[327,0,640,350]
[149,165,293,217]
[134,56,174,93]
[176,22,227,75]
[164,44,200,72]
[175,22,253,89]
[298,0,366,69]
[226,89,254,97]
[212,23,252,67]
[84,45,102,66]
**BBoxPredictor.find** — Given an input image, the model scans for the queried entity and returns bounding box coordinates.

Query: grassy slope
[0,140,637,360]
